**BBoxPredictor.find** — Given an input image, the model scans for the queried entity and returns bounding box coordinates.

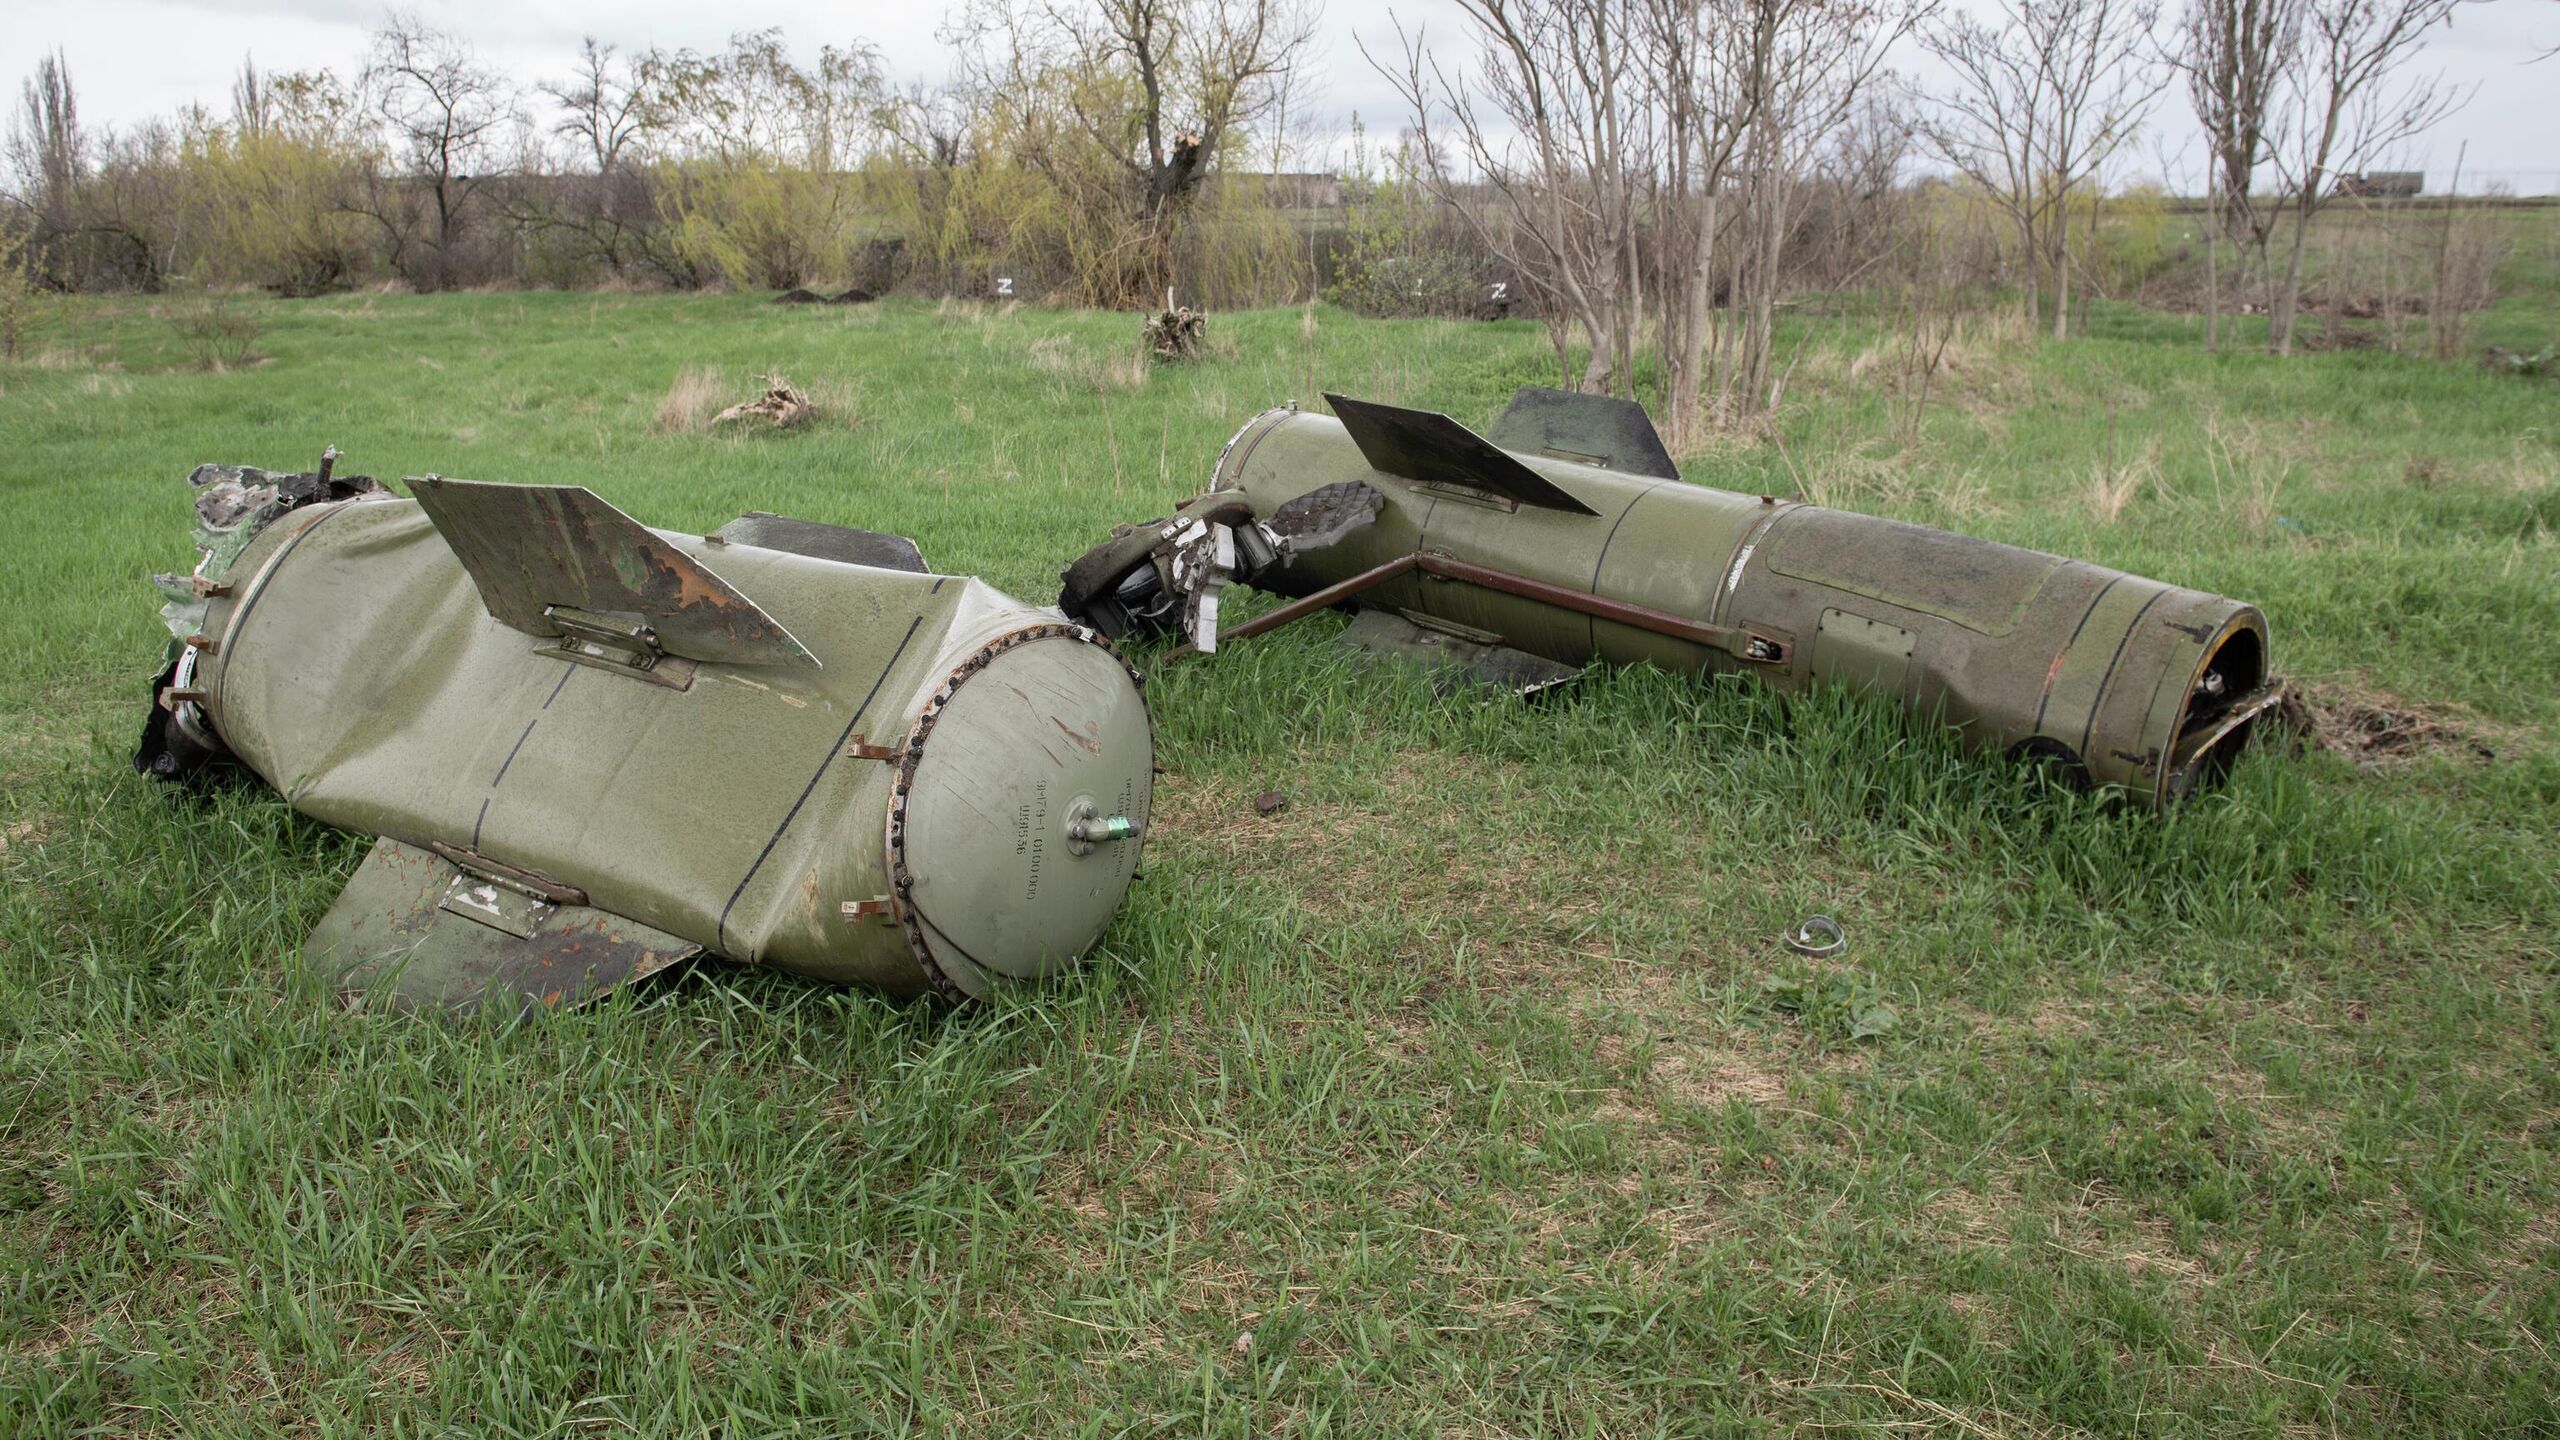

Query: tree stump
[711,374,815,431]
[1144,305,1207,362]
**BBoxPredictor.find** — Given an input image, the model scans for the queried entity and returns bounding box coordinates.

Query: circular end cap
[890,626,1152,998]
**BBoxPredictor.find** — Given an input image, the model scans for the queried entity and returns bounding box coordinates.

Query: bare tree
[2178,0,2302,347]
[638,30,886,171]
[503,39,662,281]
[1375,0,1656,394]
[362,14,516,289]
[0,208,37,355]
[873,80,983,292]
[545,39,647,175]
[1646,0,1782,430]
[1729,0,1921,406]
[1374,0,1910,426]
[952,0,1316,305]
[5,51,84,274]
[2261,0,2463,353]
[231,57,271,139]
[1920,0,2166,338]
[622,32,890,289]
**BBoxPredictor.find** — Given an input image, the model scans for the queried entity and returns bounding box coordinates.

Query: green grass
[2,291,2556,1436]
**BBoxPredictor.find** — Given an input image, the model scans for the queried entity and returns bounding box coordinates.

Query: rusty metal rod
[1220,549,1747,653]
[1412,553,1743,650]
[1220,552,1422,642]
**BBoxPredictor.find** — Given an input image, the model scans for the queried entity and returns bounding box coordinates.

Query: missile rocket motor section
[1060,390,2287,809]
[141,456,1154,1014]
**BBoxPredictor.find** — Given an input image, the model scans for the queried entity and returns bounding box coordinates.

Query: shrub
[166,291,266,369]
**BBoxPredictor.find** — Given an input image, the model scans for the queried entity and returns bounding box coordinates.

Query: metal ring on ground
[1783,915,1847,959]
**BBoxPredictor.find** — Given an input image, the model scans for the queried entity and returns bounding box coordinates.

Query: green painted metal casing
[190,495,1153,1002]
[1208,405,2276,806]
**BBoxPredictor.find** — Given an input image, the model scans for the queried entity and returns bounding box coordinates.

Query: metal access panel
[1337,608,1581,697]
[1811,608,1916,702]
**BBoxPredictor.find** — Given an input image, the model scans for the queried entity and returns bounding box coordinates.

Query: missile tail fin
[1338,609,1582,697]
[302,838,699,1015]
[1322,393,1600,517]
[1484,387,1680,480]
[710,511,931,574]
[410,477,819,668]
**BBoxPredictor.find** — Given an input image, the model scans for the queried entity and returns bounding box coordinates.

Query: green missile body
[1061,390,2283,807]
[143,460,1152,1012]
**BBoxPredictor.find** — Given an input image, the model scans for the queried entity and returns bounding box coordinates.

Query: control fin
[303,838,699,1016]
[1484,387,1680,480]
[710,511,931,574]
[1322,393,1600,517]
[410,477,818,668]
[1337,609,1582,697]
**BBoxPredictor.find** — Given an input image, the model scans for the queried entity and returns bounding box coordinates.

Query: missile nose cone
[888,625,1154,997]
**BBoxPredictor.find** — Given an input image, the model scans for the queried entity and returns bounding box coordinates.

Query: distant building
[2335,171,2423,199]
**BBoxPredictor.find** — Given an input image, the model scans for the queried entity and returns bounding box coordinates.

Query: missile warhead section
[1061,390,2286,810]
[143,455,1152,1013]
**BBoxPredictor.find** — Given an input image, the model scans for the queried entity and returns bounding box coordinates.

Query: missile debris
[143,455,1152,1012]
[1061,389,2285,807]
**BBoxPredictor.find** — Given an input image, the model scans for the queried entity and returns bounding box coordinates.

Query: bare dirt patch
[2278,678,2520,768]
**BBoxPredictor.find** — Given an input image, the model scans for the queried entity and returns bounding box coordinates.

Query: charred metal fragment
[1266,481,1386,554]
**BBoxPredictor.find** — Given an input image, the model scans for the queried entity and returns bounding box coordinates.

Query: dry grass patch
[1788,439,1908,511]
[654,366,724,433]
[2085,438,2162,523]
[2026,994,2098,1041]
[2050,1184,2210,1290]
[1027,332,1150,393]
[654,368,858,435]
[2279,676,2524,767]
[1784,437,2002,522]
[2496,436,2559,495]
[1650,1048,1791,1109]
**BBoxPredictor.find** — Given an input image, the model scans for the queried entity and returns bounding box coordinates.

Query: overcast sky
[1,0,2553,193]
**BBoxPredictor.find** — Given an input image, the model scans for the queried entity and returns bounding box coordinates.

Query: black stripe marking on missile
[716,615,924,955]
[475,666,574,854]
[222,502,355,649]
[2032,572,2123,739]
[2079,589,2168,763]
[1585,479,1674,654]
[490,719,538,788]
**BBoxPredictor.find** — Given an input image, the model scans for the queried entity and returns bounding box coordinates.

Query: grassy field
[2,289,2555,1437]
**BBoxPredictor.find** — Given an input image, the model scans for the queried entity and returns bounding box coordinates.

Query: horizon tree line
[0,0,2492,403]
